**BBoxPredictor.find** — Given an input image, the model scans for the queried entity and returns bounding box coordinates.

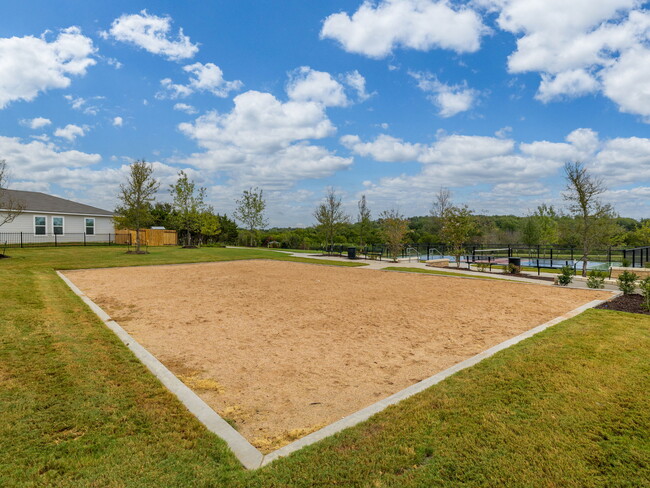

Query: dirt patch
[64,260,610,452]
[595,294,650,315]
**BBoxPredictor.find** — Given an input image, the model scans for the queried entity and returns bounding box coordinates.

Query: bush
[556,265,574,286]
[501,263,521,274]
[586,270,606,289]
[621,258,632,267]
[617,270,638,295]
[639,276,650,311]
[476,262,490,272]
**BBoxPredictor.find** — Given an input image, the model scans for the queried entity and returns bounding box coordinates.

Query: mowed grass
[1,246,648,487]
[383,266,523,282]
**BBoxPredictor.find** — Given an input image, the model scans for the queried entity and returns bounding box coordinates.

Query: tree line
[115,160,266,252]
[113,160,650,273]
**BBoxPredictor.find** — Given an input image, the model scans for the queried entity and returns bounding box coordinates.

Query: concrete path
[262,249,619,291]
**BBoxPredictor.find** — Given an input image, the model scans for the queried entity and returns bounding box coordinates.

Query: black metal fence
[385,243,635,268]
[623,246,650,268]
[0,232,130,248]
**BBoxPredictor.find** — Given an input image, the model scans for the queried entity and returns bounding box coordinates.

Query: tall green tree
[170,170,206,247]
[313,187,349,250]
[198,207,221,245]
[380,208,409,262]
[441,205,477,268]
[563,162,615,276]
[233,187,268,247]
[114,160,160,253]
[217,214,239,244]
[357,194,371,248]
[0,160,25,230]
[521,204,559,246]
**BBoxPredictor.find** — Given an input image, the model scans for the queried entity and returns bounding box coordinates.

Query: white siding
[0,211,114,242]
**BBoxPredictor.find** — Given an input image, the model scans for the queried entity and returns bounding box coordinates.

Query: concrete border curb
[57,271,264,470]
[57,269,619,470]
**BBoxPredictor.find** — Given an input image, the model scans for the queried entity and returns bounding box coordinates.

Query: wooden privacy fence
[115,229,178,246]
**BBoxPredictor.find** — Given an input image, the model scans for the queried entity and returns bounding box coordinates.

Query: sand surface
[64,260,609,452]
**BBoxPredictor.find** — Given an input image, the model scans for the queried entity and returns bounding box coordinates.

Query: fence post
[550,248,553,268]
[20,232,23,248]
[109,233,111,246]
[84,233,86,246]
[54,233,57,247]
[608,246,611,265]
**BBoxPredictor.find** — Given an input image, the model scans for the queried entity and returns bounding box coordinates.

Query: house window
[85,218,95,235]
[53,217,64,235]
[34,216,46,235]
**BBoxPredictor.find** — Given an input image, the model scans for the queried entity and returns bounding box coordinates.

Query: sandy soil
[64,260,609,452]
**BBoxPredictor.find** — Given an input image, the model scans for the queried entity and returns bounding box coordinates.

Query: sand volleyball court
[64,260,609,452]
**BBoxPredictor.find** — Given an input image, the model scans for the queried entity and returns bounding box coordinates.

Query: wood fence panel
[114,229,178,246]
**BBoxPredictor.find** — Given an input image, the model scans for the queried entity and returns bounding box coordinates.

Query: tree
[313,187,349,250]
[441,205,477,268]
[114,160,159,253]
[357,195,371,248]
[217,214,239,244]
[431,187,452,219]
[429,186,452,240]
[198,207,221,245]
[521,204,558,246]
[0,160,25,229]
[380,208,409,262]
[233,187,268,247]
[170,170,206,247]
[563,162,615,276]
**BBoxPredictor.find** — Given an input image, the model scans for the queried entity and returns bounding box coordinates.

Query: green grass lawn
[1,246,648,487]
[383,266,523,282]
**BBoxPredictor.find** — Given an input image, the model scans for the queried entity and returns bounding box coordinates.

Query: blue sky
[1,0,649,226]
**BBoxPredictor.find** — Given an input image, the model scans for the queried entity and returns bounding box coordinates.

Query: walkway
[267,249,619,292]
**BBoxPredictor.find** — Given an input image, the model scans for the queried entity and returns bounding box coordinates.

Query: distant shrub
[476,262,490,272]
[556,266,574,286]
[621,258,632,267]
[501,263,521,275]
[617,271,638,295]
[640,277,650,311]
[586,270,606,289]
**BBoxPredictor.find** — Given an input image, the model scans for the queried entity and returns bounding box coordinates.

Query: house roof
[0,189,114,216]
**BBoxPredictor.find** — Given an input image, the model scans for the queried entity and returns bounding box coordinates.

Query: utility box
[347,247,357,259]
[508,257,522,266]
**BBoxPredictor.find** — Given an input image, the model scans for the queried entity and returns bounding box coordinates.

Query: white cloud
[343,70,372,101]
[601,46,650,117]
[159,62,242,99]
[177,89,351,188]
[63,95,101,115]
[341,134,422,162]
[20,117,52,129]
[287,67,349,107]
[0,135,100,172]
[106,9,198,60]
[321,0,487,58]
[112,116,123,127]
[482,0,650,116]
[536,69,600,102]
[54,124,86,141]
[346,127,650,216]
[410,72,479,117]
[0,27,96,109]
[173,102,197,114]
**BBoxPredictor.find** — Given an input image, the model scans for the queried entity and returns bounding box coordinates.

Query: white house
[0,189,115,245]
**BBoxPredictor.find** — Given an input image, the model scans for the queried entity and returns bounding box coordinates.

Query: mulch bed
[595,294,650,315]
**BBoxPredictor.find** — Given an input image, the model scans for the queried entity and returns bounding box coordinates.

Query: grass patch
[384,266,520,282]
[1,246,648,486]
